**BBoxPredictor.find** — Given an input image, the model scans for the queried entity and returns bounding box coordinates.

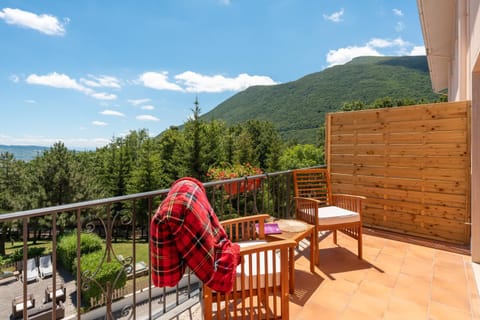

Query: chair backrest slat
[293,168,332,206]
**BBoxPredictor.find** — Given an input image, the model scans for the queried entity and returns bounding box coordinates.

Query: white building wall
[470,1,480,80]
[469,0,480,262]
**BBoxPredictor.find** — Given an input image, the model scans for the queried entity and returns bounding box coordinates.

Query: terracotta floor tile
[374,251,404,274]
[347,290,388,318]
[294,300,343,320]
[431,279,471,311]
[315,278,358,297]
[365,268,398,288]
[385,296,428,319]
[392,273,431,307]
[435,250,467,265]
[470,295,480,319]
[433,264,468,285]
[428,300,472,320]
[380,244,408,258]
[356,279,393,298]
[400,256,434,278]
[312,289,351,312]
[406,244,437,260]
[340,307,381,320]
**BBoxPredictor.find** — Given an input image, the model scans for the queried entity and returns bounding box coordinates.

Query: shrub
[57,232,103,272]
[73,250,127,307]
[10,247,46,262]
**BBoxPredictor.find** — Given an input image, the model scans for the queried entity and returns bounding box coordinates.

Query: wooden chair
[45,282,66,303]
[293,168,365,265]
[12,293,35,319]
[203,214,296,320]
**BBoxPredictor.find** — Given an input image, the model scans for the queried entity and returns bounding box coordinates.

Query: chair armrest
[238,239,296,255]
[294,197,321,225]
[331,194,365,214]
[221,214,270,225]
[221,214,270,241]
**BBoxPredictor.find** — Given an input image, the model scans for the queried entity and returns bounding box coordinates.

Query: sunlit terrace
[0,168,479,319]
[1,101,478,319]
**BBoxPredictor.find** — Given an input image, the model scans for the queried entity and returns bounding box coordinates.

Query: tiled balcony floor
[290,230,480,320]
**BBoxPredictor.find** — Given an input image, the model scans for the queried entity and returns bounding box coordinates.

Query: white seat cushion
[15,300,33,312]
[300,206,360,225]
[316,206,360,225]
[235,240,282,290]
[49,289,64,299]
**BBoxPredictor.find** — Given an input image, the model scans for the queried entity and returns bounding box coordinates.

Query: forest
[0,103,324,250]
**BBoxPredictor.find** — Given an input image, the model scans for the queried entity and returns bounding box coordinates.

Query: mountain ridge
[201,55,440,144]
[0,145,49,161]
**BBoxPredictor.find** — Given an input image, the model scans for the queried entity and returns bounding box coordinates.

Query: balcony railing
[0,169,296,320]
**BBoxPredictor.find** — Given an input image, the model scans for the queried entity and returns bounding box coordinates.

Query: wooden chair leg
[358,227,363,259]
[203,286,213,320]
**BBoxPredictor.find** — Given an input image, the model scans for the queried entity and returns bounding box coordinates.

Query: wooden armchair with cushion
[12,294,35,319]
[293,168,365,265]
[45,282,66,303]
[203,214,296,320]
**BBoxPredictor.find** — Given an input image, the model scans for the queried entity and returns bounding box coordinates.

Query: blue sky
[0,0,426,149]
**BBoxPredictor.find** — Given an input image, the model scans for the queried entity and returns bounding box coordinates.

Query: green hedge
[73,250,127,307]
[57,232,103,272]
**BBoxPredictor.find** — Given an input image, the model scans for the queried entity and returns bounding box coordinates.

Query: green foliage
[73,250,127,307]
[57,232,103,272]
[10,246,46,262]
[279,144,324,170]
[201,56,442,144]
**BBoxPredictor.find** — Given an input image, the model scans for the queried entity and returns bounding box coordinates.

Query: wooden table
[266,219,315,293]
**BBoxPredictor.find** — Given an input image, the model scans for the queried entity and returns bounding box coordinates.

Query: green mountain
[201,56,440,144]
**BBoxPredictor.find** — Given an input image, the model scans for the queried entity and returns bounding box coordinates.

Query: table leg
[309,230,315,273]
[289,246,295,294]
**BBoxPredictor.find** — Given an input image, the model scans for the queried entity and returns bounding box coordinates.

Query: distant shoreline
[0,144,49,161]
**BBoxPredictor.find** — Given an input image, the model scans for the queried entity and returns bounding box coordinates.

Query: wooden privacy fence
[326,101,471,245]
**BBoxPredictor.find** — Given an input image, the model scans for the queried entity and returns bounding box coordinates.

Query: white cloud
[128,98,151,106]
[174,71,277,93]
[323,8,344,22]
[410,46,426,55]
[25,99,36,104]
[141,105,155,110]
[367,38,409,49]
[26,72,90,92]
[91,92,117,100]
[218,0,231,5]
[25,72,118,100]
[81,75,121,88]
[100,109,125,117]
[138,71,184,91]
[137,115,159,122]
[92,121,107,126]
[0,8,67,35]
[393,9,403,17]
[138,70,277,93]
[326,37,415,67]
[326,46,381,67]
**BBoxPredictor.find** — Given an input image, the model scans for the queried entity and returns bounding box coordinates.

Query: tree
[279,144,324,170]
[0,152,27,254]
[157,126,187,186]
[184,97,207,180]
